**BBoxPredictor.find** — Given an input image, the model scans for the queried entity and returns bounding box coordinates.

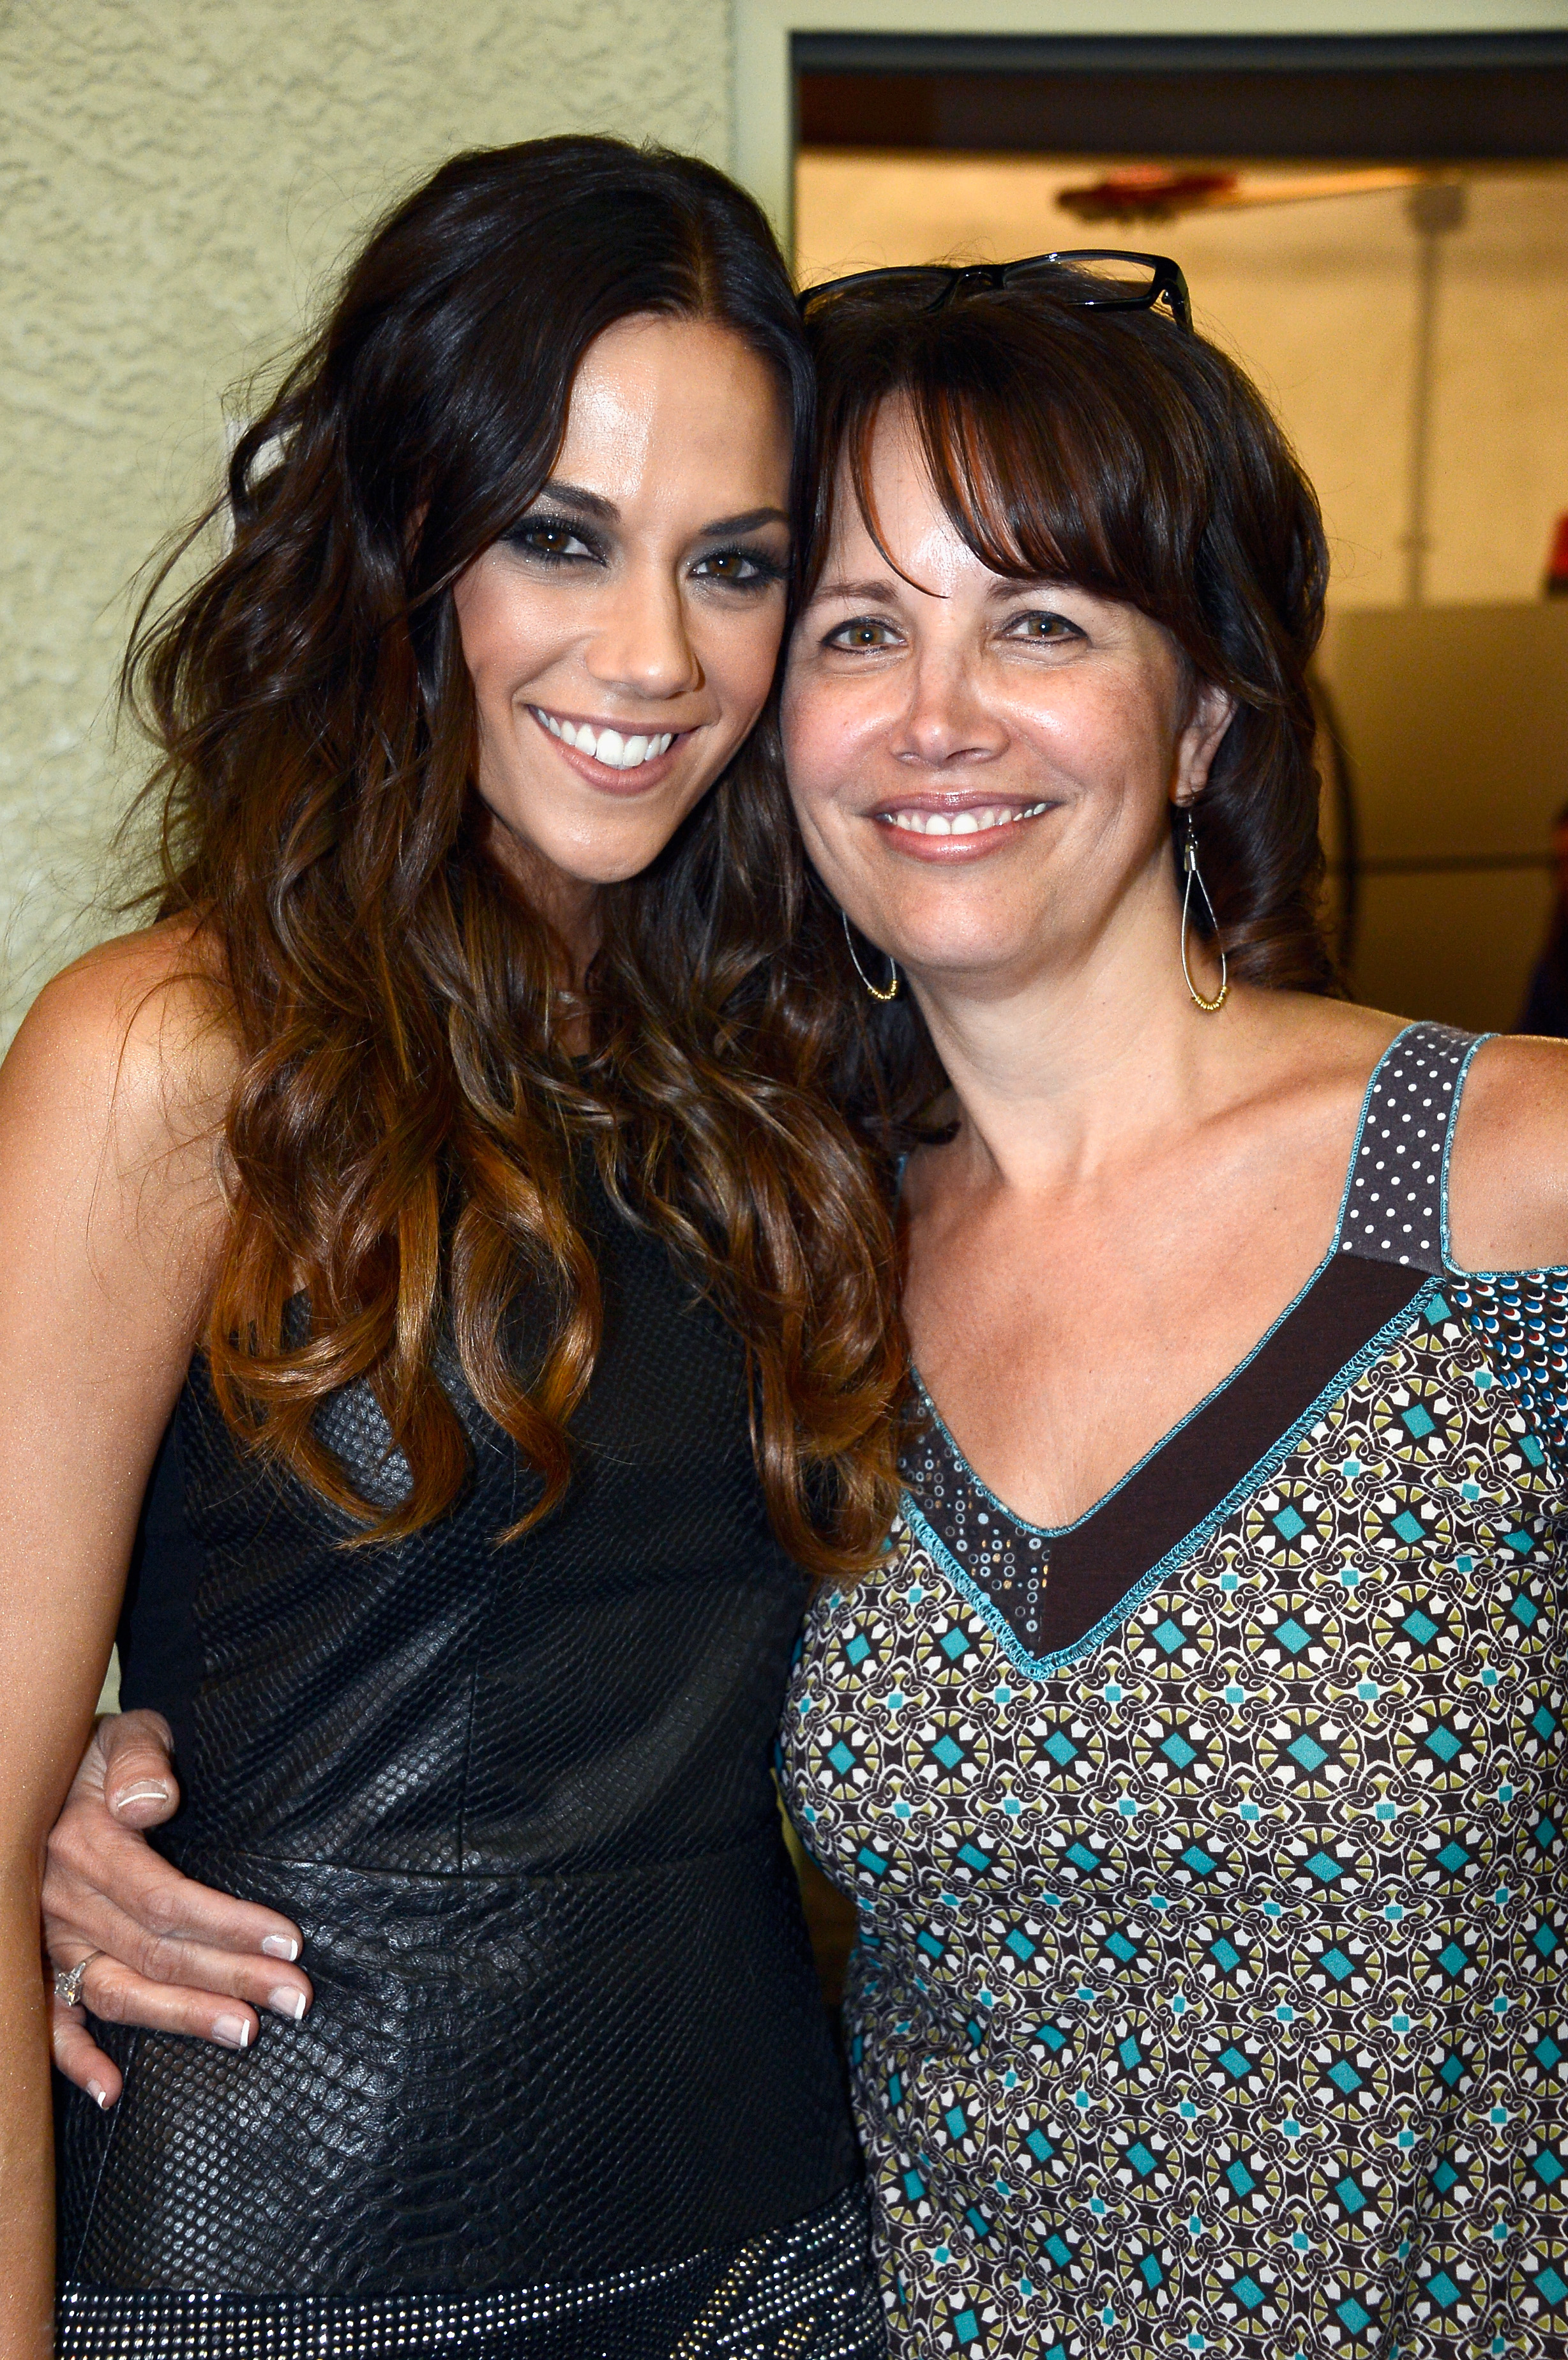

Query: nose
[889,644,1008,770]
[583,557,704,703]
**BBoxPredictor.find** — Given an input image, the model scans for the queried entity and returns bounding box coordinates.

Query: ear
[1172,678,1237,808]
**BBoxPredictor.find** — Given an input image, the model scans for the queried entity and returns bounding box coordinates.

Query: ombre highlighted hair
[124,137,907,1575]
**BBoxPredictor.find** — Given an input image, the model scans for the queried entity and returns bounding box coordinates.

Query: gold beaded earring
[842,910,900,1002]
[1179,811,1229,1014]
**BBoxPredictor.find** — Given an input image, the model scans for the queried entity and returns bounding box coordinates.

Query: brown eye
[827,618,897,651]
[692,546,782,588]
[1010,610,1081,642]
[504,517,596,563]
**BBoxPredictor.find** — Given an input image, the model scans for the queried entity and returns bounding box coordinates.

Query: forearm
[0,1864,58,2360]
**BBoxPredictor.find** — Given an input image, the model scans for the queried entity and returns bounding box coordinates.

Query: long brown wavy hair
[125,137,906,1575]
[781,262,1338,1140]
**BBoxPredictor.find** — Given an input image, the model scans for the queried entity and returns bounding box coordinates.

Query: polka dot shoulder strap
[1336,1020,1482,1274]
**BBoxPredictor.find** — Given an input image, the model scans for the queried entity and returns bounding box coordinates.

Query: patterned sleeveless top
[780,1022,1568,2358]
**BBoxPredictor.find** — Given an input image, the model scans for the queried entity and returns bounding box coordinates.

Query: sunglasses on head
[799,247,1192,333]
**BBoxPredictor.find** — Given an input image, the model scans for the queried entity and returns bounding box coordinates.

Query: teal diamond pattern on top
[775,1126,1568,2360]
[1305,1850,1345,1883]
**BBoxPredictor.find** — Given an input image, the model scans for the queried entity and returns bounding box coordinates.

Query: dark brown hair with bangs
[792,267,1335,1119]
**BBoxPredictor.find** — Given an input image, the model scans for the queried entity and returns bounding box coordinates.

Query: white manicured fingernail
[112,1781,172,1813]
[269,1986,306,2022]
[87,2080,110,2110]
[214,2013,250,2050]
[260,1935,299,1962]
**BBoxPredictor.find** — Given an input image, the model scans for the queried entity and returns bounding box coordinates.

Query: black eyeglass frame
[799,247,1192,334]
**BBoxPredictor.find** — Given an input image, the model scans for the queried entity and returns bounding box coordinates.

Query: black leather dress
[56,1171,880,2359]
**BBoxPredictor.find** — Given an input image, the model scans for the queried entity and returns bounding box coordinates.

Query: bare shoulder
[1260,990,1405,1081]
[0,920,239,1243]
[1233,988,1404,1133]
[1447,1032,1568,1274]
[4,919,236,1121]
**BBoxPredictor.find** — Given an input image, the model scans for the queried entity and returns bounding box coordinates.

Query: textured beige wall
[0,0,731,1045]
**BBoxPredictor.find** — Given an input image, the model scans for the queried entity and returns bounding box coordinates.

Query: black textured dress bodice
[58,1170,858,2302]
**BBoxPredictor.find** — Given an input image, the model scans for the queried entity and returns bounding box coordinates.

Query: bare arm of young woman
[0,931,233,2357]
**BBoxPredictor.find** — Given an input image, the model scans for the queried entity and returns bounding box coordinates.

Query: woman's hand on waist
[44,1710,314,2106]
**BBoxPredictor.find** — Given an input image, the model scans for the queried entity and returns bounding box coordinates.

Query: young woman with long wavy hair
[0,138,902,2357]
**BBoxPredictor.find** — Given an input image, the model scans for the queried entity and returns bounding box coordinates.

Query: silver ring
[53,1952,102,2010]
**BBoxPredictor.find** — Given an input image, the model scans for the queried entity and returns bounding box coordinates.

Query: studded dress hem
[57,2186,887,2359]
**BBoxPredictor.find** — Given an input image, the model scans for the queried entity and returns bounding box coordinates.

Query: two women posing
[10,135,1568,2359]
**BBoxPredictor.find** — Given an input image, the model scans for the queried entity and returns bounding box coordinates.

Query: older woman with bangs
[774,253,1568,2356]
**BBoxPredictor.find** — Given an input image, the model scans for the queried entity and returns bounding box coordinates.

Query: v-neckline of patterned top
[901,1021,1489,1679]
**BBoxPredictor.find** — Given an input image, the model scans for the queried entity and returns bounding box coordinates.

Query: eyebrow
[813,571,1071,606]
[697,506,790,536]
[527,478,620,523]
[525,483,789,540]
[811,575,907,603]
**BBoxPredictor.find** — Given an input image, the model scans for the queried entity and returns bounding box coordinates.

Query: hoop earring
[1180,816,1230,1014]
[843,910,900,1002]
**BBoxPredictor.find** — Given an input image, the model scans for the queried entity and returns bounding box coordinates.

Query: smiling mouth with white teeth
[882,801,1051,836]
[531,707,677,773]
